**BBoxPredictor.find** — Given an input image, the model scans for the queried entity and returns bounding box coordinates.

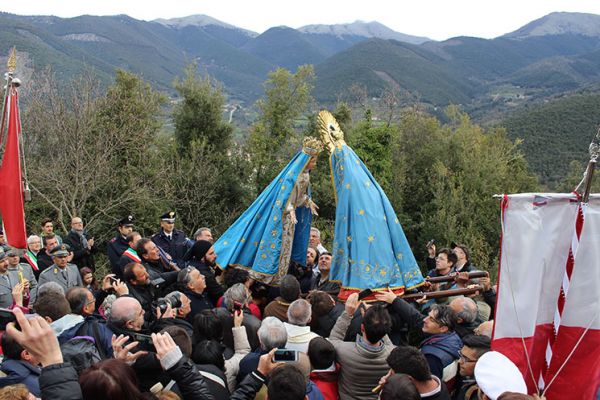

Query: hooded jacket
[0,359,42,397]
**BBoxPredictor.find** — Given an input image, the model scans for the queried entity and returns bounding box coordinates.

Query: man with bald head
[107,296,179,391]
[63,217,96,270]
[449,296,480,339]
[108,296,147,334]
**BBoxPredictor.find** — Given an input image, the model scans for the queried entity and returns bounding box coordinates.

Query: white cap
[475,351,528,400]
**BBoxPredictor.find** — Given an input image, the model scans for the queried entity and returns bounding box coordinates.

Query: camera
[149,277,166,289]
[157,291,183,316]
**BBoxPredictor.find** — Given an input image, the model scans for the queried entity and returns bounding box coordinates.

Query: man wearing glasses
[152,211,191,268]
[37,244,82,294]
[376,291,463,384]
[454,335,491,400]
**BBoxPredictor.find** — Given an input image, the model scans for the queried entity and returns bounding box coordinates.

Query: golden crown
[302,136,323,157]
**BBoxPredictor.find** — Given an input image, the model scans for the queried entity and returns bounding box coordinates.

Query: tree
[22,69,166,241]
[246,65,315,193]
[172,64,233,152]
[416,108,538,270]
[169,65,246,230]
[348,109,395,192]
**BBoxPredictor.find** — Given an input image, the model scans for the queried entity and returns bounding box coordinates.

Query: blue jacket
[420,332,462,380]
[0,359,42,397]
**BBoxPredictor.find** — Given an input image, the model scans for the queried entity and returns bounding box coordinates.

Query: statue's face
[306,157,317,170]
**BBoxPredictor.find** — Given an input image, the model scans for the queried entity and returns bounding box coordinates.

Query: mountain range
[1,11,600,111]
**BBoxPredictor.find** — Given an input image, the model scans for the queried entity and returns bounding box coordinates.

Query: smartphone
[131,332,153,345]
[357,288,373,300]
[273,349,299,363]
[0,308,16,324]
[233,301,243,313]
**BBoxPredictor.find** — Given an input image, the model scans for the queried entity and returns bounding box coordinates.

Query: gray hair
[287,299,312,326]
[27,235,42,245]
[223,283,249,312]
[310,227,320,237]
[258,317,288,351]
[193,227,211,240]
[108,297,141,330]
[453,296,478,324]
[37,282,65,297]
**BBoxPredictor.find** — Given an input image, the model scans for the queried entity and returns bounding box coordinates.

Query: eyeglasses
[181,266,194,282]
[458,351,478,363]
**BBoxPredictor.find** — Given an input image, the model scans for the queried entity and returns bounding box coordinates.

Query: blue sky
[1,0,600,40]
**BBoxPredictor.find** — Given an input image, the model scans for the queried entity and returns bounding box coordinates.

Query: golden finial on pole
[7,47,17,73]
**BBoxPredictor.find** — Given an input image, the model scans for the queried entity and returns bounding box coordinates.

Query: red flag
[0,86,27,248]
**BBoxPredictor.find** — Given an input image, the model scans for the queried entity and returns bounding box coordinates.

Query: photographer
[107,296,179,392]
[123,262,175,326]
[152,291,194,337]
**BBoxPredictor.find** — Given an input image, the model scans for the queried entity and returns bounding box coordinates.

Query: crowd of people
[0,212,540,400]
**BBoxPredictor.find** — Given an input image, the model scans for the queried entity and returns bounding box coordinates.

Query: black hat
[50,244,71,257]
[160,211,176,223]
[183,240,212,262]
[118,215,134,227]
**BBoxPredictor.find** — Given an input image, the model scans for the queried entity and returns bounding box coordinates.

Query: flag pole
[0,48,15,150]
[575,125,600,202]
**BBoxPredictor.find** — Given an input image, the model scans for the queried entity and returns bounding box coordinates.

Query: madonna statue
[213,137,322,285]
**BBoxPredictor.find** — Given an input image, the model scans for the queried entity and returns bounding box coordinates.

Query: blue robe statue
[318,110,424,300]
[213,138,322,285]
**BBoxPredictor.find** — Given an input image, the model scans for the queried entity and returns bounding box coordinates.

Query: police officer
[107,215,134,273]
[38,244,82,294]
[6,248,38,306]
[0,249,15,308]
[151,212,190,268]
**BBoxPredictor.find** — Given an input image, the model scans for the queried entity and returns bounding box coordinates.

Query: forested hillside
[501,92,600,185]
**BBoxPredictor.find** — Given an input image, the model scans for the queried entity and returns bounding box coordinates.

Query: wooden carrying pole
[425,271,488,284]
[402,285,484,301]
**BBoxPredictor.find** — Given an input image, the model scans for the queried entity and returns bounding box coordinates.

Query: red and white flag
[0,84,27,249]
[492,193,600,399]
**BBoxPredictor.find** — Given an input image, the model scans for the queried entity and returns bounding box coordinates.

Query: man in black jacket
[37,234,58,273]
[152,211,191,268]
[63,217,96,270]
[137,238,180,276]
[177,266,214,322]
[107,215,134,271]
[182,240,224,306]
[309,290,344,337]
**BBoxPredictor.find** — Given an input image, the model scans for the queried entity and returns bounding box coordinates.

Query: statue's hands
[290,210,298,225]
[309,200,319,216]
